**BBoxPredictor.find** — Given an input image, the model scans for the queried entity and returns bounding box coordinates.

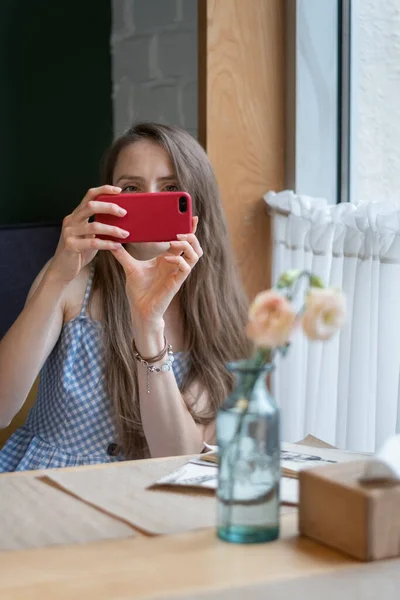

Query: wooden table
[1,458,399,600]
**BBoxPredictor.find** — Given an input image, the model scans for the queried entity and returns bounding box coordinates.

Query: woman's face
[112,139,179,258]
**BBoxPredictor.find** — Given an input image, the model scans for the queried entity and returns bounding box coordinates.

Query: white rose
[302,288,346,341]
[246,290,297,348]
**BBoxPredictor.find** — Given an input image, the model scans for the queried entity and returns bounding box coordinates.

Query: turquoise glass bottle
[216,362,280,544]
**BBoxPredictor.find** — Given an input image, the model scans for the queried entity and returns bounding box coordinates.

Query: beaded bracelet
[133,340,174,394]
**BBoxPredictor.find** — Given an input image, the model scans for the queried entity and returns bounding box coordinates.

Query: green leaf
[309,275,325,289]
[276,269,301,289]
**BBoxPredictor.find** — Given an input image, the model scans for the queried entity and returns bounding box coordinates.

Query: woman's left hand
[111,217,203,326]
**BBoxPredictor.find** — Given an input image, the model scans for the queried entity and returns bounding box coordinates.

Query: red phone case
[94,192,192,243]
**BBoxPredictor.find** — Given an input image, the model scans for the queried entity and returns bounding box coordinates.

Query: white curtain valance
[265,190,400,452]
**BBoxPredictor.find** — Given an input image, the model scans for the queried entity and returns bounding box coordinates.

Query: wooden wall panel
[199,0,285,299]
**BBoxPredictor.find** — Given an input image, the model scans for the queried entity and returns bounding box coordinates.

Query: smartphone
[94,191,192,243]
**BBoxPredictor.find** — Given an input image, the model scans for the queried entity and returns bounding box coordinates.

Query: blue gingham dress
[0,266,188,472]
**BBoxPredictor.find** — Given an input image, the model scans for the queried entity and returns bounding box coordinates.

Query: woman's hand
[112,218,203,328]
[47,185,130,284]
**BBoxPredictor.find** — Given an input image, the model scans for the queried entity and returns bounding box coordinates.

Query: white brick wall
[353,0,400,204]
[111,0,198,138]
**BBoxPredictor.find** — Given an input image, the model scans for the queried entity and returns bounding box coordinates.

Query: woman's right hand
[46,185,128,284]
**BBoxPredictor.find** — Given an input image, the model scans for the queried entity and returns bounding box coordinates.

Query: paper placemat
[48,456,296,536]
[295,434,337,449]
[48,456,218,536]
[0,476,134,551]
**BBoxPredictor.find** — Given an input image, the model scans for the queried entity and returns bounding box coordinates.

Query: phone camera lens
[179,196,187,213]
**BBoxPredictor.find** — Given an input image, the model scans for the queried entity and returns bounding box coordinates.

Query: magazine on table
[152,439,368,505]
[199,441,368,477]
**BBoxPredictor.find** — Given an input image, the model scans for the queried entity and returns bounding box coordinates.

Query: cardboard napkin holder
[299,460,400,561]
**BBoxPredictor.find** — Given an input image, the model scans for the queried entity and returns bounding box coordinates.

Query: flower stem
[242,348,272,399]
[286,270,323,302]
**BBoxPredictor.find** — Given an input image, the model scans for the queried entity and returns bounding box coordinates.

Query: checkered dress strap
[79,263,95,317]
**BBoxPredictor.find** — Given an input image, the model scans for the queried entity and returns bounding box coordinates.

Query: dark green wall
[0,0,112,225]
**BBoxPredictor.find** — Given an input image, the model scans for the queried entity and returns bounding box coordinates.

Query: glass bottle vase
[216,362,280,544]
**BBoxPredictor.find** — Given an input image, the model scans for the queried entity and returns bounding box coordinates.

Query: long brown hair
[91,123,250,458]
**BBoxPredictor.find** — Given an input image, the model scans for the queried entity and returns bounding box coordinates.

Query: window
[287,0,400,206]
[273,1,400,451]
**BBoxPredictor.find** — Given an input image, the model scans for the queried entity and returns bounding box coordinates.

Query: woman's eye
[164,184,178,192]
[122,185,139,193]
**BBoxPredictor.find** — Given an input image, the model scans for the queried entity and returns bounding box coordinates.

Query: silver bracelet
[134,343,174,394]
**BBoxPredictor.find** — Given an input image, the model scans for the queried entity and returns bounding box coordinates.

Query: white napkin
[362,435,400,481]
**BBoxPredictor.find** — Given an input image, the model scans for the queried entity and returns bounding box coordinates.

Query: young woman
[0,123,249,471]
